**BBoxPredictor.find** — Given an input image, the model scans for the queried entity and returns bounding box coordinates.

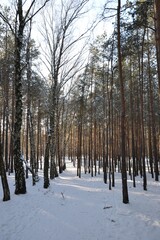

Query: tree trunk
[50,84,58,179]
[36,100,41,172]
[129,59,136,187]
[140,29,147,191]
[154,0,160,182]
[26,106,29,179]
[14,0,26,194]
[29,110,36,185]
[147,31,159,181]
[117,0,129,204]
[9,80,15,174]
[0,143,10,201]
[154,0,160,97]
[44,136,50,188]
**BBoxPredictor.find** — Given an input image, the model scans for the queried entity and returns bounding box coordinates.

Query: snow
[0,160,160,240]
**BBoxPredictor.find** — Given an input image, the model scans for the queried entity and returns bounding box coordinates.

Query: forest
[0,0,160,205]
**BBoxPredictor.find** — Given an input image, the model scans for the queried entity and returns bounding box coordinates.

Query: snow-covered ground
[0,160,160,240]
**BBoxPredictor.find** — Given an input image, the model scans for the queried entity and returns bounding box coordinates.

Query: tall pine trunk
[154,0,160,182]
[117,0,129,204]
[154,0,160,97]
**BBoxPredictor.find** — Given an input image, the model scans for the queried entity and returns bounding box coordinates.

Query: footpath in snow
[0,160,160,240]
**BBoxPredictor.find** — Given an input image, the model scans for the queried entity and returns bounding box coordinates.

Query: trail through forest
[0,160,160,240]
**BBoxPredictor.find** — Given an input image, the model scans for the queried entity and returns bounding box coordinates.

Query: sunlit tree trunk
[129,59,136,187]
[36,100,41,171]
[77,87,84,178]
[56,100,63,174]
[9,81,15,174]
[102,61,107,184]
[29,109,36,185]
[140,29,147,190]
[154,0,160,182]
[110,54,115,188]
[4,65,9,172]
[147,31,158,181]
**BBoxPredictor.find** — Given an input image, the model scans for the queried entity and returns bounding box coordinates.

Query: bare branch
[0,12,14,35]
[23,0,36,23]
[25,0,50,25]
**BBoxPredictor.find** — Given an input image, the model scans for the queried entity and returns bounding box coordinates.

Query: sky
[0,0,129,53]
[0,0,127,39]
[0,159,160,240]
[0,0,127,79]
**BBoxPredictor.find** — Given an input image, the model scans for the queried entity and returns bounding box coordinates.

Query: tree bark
[154,0,160,97]
[50,84,58,179]
[147,31,159,181]
[0,143,10,201]
[14,0,26,194]
[44,136,50,188]
[117,0,129,204]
